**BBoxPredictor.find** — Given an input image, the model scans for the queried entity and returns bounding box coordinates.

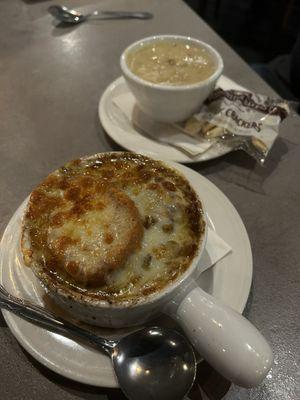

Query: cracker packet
[176,88,291,164]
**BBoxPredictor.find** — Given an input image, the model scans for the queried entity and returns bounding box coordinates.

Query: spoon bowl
[48,5,85,24]
[113,327,196,400]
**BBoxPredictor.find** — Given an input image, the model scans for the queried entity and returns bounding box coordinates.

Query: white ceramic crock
[30,153,273,388]
[42,157,208,329]
[29,153,208,329]
[120,35,224,123]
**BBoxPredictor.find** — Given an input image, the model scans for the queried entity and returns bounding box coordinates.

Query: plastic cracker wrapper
[175,88,291,164]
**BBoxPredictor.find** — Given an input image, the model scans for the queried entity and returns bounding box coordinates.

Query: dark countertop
[0,1,299,399]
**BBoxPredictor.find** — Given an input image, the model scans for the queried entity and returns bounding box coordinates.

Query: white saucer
[0,163,252,388]
[99,76,246,163]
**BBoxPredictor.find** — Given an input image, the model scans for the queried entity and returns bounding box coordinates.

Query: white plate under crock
[99,76,246,163]
[0,162,252,387]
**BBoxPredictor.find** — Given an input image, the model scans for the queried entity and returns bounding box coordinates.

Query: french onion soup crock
[21,153,205,326]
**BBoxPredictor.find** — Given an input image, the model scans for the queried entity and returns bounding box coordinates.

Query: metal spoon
[0,284,195,400]
[48,5,153,24]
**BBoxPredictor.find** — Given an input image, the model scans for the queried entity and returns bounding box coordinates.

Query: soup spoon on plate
[0,283,195,400]
[48,5,153,24]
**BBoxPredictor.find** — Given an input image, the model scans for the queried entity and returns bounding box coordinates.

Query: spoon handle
[169,286,273,388]
[90,11,153,20]
[0,284,115,354]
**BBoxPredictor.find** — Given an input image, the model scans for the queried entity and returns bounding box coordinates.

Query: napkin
[113,92,213,156]
[199,227,231,274]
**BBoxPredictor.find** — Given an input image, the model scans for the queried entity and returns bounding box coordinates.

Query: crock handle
[165,286,273,388]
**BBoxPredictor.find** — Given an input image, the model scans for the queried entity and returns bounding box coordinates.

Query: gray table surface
[0,1,299,399]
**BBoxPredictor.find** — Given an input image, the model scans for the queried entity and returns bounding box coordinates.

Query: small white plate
[99,76,246,163]
[0,163,252,388]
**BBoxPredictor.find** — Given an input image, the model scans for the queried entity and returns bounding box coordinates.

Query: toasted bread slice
[45,187,143,285]
[22,169,143,287]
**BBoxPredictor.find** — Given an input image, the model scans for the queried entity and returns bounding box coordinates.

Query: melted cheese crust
[21,153,205,303]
